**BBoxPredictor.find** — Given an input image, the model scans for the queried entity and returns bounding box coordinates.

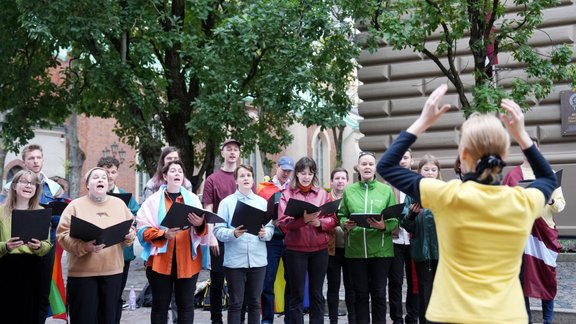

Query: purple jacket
[278,186,337,252]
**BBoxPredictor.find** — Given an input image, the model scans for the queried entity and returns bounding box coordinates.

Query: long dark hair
[149,146,186,192]
[290,157,320,189]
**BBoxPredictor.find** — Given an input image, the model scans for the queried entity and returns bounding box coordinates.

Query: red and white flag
[523,217,561,300]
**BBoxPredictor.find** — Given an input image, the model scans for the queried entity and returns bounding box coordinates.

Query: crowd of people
[0,84,565,324]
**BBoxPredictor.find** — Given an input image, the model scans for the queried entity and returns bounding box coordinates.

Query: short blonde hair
[459,113,509,183]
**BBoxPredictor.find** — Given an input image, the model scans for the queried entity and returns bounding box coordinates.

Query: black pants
[67,274,123,324]
[414,259,438,324]
[0,253,43,324]
[224,266,266,324]
[115,260,132,324]
[38,245,56,324]
[326,247,355,324]
[389,243,419,324]
[210,242,225,323]
[285,249,329,324]
[146,267,198,324]
[347,257,393,324]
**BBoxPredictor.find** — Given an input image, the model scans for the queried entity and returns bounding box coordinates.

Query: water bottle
[129,285,137,311]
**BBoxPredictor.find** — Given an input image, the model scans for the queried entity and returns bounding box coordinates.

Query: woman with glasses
[338,151,399,324]
[0,170,51,323]
[278,157,337,324]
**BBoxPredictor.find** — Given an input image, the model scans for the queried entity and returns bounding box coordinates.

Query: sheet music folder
[518,169,563,189]
[160,203,226,229]
[231,201,270,236]
[107,192,132,206]
[11,209,52,243]
[283,198,341,218]
[349,203,404,228]
[39,201,68,216]
[70,217,133,247]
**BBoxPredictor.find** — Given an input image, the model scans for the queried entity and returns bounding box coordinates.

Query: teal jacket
[401,195,439,262]
[118,187,140,262]
[338,180,398,258]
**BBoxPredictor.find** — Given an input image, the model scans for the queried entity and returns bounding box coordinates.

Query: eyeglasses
[17,181,37,187]
[359,151,375,158]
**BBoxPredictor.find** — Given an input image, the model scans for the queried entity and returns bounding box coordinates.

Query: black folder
[160,202,225,229]
[349,203,404,228]
[518,169,563,189]
[266,192,281,221]
[283,198,342,218]
[70,217,133,247]
[11,209,52,243]
[231,201,270,236]
[39,201,68,216]
[107,192,132,206]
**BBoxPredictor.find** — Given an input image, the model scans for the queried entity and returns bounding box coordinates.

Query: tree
[344,0,576,116]
[21,0,359,191]
[0,1,70,180]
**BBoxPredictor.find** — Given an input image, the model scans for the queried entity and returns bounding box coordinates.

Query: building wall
[77,116,138,198]
[356,3,576,235]
[3,129,67,185]
[248,122,362,189]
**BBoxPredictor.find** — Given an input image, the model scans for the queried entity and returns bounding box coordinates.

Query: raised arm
[378,85,451,201]
[500,99,556,202]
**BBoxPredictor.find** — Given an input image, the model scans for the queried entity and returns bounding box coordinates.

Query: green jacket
[401,195,439,262]
[338,180,398,258]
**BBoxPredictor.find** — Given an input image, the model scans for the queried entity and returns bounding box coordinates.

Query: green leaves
[345,0,575,116]
[2,0,359,185]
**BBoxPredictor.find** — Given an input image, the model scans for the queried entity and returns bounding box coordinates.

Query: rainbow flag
[48,241,67,320]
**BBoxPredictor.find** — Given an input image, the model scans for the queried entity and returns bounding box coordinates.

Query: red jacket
[278,185,337,252]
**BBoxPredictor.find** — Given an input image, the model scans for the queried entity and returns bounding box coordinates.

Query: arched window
[313,130,330,187]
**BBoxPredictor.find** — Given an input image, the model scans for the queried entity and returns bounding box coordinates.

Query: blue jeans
[261,238,290,324]
[525,297,554,324]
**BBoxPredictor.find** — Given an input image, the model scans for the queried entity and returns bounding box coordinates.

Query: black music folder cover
[11,209,52,243]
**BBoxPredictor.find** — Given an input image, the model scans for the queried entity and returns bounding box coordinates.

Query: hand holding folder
[231,201,270,236]
[160,203,226,229]
[349,203,404,228]
[70,217,133,247]
[283,198,341,218]
[11,209,52,243]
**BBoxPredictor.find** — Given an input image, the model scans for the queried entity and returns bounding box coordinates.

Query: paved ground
[46,240,576,323]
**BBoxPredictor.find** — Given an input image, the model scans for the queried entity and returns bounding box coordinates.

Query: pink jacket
[278,186,337,252]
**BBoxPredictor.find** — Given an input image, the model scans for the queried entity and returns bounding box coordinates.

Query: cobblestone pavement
[46,241,576,323]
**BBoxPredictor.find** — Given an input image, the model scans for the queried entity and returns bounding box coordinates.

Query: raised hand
[407,84,452,136]
[500,99,532,149]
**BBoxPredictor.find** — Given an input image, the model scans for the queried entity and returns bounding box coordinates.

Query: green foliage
[343,0,576,117]
[0,1,69,152]
[10,0,358,188]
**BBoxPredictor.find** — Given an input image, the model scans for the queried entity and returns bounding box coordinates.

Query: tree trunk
[332,124,345,168]
[67,112,85,198]
[0,147,6,185]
